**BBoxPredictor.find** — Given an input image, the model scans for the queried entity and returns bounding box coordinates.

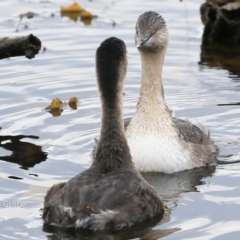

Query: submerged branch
[0,34,41,60]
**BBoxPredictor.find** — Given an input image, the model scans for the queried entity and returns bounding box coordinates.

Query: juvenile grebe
[42,37,164,231]
[124,11,218,173]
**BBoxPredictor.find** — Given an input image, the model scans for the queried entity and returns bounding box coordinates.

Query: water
[0,0,240,239]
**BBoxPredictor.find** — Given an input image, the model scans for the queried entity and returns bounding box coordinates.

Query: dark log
[0,34,41,60]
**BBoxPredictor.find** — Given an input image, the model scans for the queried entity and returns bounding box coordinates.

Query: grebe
[42,37,164,231]
[124,11,218,173]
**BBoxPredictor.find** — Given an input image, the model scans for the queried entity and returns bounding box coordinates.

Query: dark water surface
[0,0,240,239]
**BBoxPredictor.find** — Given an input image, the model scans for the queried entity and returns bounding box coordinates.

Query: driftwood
[0,34,41,60]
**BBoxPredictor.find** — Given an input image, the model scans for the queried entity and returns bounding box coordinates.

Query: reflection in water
[47,108,64,117]
[142,167,216,225]
[143,167,215,198]
[8,176,23,180]
[199,44,240,80]
[60,12,94,25]
[68,101,78,110]
[199,1,240,80]
[200,1,240,45]
[43,223,179,240]
[218,102,240,106]
[0,135,47,169]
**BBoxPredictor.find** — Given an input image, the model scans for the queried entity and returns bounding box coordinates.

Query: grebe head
[96,37,127,105]
[135,11,168,50]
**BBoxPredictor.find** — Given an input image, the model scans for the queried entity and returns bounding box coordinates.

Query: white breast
[126,124,193,173]
[127,134,192,173]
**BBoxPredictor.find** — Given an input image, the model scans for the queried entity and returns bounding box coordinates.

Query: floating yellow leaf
[45,98,64,117]
[45,97,78,116]
[50,98,63,108]
[61,12,79,22]
[60,2,94,24]
[81,10,92,18]
[69,97,78,103]
[61,2,83,13]
[46,98,63,110]
[68,97,78,109]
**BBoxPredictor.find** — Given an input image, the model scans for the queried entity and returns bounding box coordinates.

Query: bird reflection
[142,166,216,225]
[43,222,179,240]
[0,135,47,170]
[142,166,215,198]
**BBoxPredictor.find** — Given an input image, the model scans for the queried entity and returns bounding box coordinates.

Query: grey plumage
[92,116,218,159]
[42,168,164,230]
[42,37,164,231]
[124,116,204,144]
[136,11,166,36]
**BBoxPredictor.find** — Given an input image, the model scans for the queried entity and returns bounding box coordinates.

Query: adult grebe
[124,11,218,173]
[42,37,164,231]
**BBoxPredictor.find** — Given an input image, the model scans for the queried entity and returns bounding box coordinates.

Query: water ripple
[0,0,240,239]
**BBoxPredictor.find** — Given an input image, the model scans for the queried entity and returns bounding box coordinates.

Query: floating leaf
[50,98,63,108]
[61,12,79,22]
[60,2,94,24]
[81,10,92,18]
[49,108,63,117]
[46,98,63,110]
[46,97,78,117]
[68,97,78,109]
[61,2,83,13]
[69,97,78,103]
